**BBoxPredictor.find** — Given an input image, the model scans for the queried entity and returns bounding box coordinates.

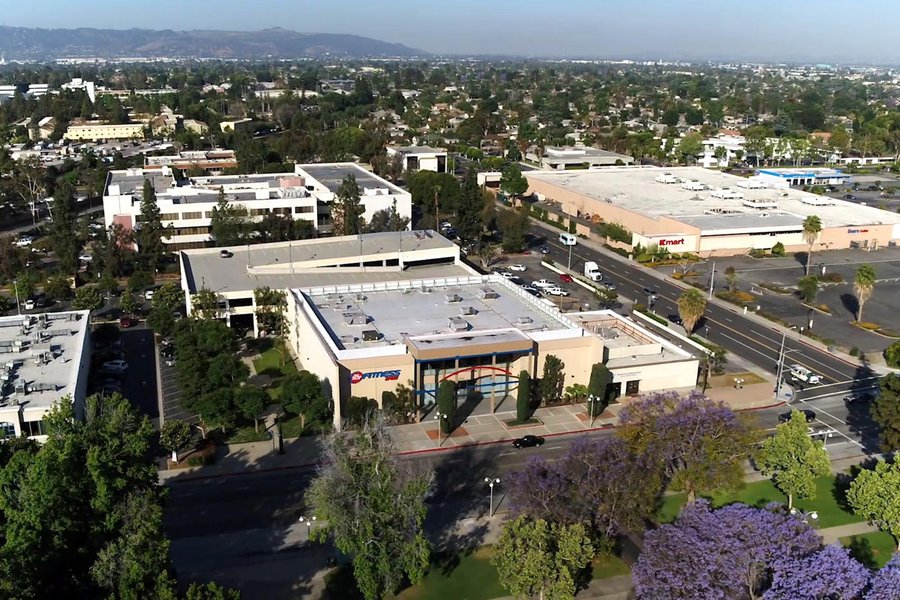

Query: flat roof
[304,276,579,351]
[107,171,175,196]
[527,166,900,229]
[569,311,696,368]
[181,231,463,294]
[544,146,630,159]
[0,311,89,419]
[391,145,446,155]
[299,163,406,195]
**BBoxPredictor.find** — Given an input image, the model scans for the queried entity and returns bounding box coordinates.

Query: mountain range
[0,26,424,60]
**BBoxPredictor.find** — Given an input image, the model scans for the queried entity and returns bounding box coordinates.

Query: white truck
[584,261,603,282]
[789,364,822,385]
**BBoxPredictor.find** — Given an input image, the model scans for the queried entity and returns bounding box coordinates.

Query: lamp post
[433,412,449,447]
[567,242,573,270]
[484,477,500,517]
[586,394,601,428]
[298,515,317,541]
[790,507,818,525]
[13,279,20,316]
[705,325,710,338]
[774,326,798,401]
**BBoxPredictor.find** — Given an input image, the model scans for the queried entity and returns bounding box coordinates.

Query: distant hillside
[0,26,424,60]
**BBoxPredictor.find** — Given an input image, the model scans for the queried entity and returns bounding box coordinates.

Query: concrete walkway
[818,521,880,545]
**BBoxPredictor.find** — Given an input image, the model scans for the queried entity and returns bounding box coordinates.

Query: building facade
[64,121,145,142]
[386,145,448,173]
[103,163,412,250]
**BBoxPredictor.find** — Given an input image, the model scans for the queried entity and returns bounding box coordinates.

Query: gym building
[285,273,699,431]
[526,166,900,257]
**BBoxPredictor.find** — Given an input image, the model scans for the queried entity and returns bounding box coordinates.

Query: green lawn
[591,554,631,579]
[657,476,864,529]
[841,531,898,568]
[252,344,297,378]
[396,547,508,600]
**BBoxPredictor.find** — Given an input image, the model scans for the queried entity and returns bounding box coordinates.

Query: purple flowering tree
[507,437,662,541]
[764,545,871,600]
[633,500,821,599]
[866,553,900,600]
[618,391,759,502]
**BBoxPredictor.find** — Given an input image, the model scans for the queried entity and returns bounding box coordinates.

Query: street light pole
[587,394,600,428]
[484,477,500,516]
[790,507,818,525]
[567,243,573,270]
[708,261,716,299]
[298,515,317,541]
[433,412,448,447]
[13,279,20,316]
[774,327,798,402]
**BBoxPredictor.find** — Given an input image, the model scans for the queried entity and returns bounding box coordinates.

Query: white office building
[103,163,412,250]
[386,145,448,173]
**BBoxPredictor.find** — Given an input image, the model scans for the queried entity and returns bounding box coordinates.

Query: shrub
[855,321,880,331]
[749,249,767,258]
[884,341,900,368]
[818,272,843,283]
[516,371,531,423]
[186,456,204,467]
[771,242,785,256]
[636,253,654,263]
[849,346,860,357]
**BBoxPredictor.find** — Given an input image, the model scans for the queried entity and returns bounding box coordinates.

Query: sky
[4,0,900,63]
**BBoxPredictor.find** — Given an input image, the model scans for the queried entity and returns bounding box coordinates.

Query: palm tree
[677,288,708,334]
[802,215,823,276]
[854,264,876,323]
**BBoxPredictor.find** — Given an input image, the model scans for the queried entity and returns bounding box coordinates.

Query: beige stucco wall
[610,358,699,395]
[536,334,604,389]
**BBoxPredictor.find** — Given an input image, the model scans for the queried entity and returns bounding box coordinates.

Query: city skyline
[2,0,900,63]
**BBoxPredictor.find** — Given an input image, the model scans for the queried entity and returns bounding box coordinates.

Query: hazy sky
[4,0,900,63]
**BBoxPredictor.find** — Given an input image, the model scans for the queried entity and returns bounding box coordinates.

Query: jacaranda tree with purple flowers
[764,545,871,600]
[507,437,662,547]
[618,391,760,502]
[633,500,821,600]
[866,553,900,600]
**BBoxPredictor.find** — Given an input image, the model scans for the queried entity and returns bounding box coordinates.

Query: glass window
[181,211,202,220]
[23,420,43,437]
[0,421,16,438]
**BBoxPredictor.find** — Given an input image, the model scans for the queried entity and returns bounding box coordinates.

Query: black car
[667,314,683,325]
[843,194,857,200]
[779,409,816,423]
[843,393,873,404]
[512,435,545,449]
[643,287,658,301]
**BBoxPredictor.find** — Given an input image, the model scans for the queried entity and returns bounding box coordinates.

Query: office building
[64,121,145,142]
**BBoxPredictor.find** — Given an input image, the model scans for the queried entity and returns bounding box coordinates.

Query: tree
[765,545,871,600]
[477,242,499,269]
[866,554,900,600]
[190,287,221,321]
[756,410,831,509]
[516,370,531,423]
[676,288,707,334]
[587,363,611,415]
[74,285,104,311]
[499,163,528,197]
[193,388,236,435]
[49,181,81,277]
[366,199,410,233]
[498,205,530,253]
[147,282,185,336]
[120,291,138,316]
[724,266,737,293]
[677,133,703,165]
[137,179,167,273]
[253,286,288,338]
[436,380,457,435]
[539,355,565,406]
[306,415,432,600]
[618,392,757,502]
[11,155,46,213]
[456,168,484,244]
[184,582,242,600]
[281,370,329,430]
[159,419,192,463]
[802,215,822,276]
[234,385,269,433]
[854,264,876,323]
[492,516,594,600]
[872,373,900,451]
[43,273,72,301]
[847,459,900,550]
[331,174,364,236]
[633,500,821,600]
[884,342,900,369]
[508,437,662,541]
[797,276,819,304]
[209,191,250,247]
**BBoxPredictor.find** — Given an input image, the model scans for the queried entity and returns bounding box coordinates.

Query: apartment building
[64,121,145,142]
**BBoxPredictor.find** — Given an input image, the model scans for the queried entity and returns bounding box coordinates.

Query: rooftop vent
[339,335,357,345]
[516,316,533,325]
[448,317,469,332]
[599,327,619,340]
[459,306,477,316]
[478,287,500,300]
[445,293,462,303]
[343,312,369,326]
[361,329,380,342]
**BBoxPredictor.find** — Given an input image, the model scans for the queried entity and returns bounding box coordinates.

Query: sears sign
[350,370,401,384]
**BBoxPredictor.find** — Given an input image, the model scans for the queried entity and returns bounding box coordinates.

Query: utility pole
[708,261,716,299]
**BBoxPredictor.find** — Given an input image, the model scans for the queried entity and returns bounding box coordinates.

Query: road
[532,228,878,396]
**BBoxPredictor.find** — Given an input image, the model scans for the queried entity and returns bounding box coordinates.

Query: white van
[789,364,822,385]
[559,232,577,246]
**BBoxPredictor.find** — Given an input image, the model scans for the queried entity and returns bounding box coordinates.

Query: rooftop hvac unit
[516,316,533,325]
[599,327,619,340]
[459,306,477,316]
[343,312,369,326]
[445,293,462,303]
[339,335,357,345]
[478,287,500,300]
[355,293,367,302]
[361,329,380,342]
[448,317,469,332]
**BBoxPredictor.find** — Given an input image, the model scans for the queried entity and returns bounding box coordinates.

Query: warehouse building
[526,166,900,256]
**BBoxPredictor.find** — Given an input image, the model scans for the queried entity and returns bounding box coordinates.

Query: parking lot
[90,323,160,424]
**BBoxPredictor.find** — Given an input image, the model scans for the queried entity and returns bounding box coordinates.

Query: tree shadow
[839,293,859,319]
[845,352,879,452]
[845,536,878,569]
[794,251,810,270]
[832,472,854,513]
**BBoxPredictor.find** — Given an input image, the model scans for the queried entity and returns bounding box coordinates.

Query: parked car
[144,289,156,301]
[559,274,573,283]
[14,236,33,247]
[843,393,874,404]
[219,249,233,258]
[23,299,35,311]
[532,279,555,289]
[667,314,683,326]
[539,245,550,254]
[513,435,545,449]
[499,271,515,279]
[523,287,542,297]
[602,281,617,291]
[507,264,527,272]
[100,360,129,374]
[545,286,570,296]
[778,409,816,423]
[119,315,137,328]
[843,194,857,200]
[78,254,93,263]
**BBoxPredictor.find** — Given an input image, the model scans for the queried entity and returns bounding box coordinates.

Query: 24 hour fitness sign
[350,370,401,384]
